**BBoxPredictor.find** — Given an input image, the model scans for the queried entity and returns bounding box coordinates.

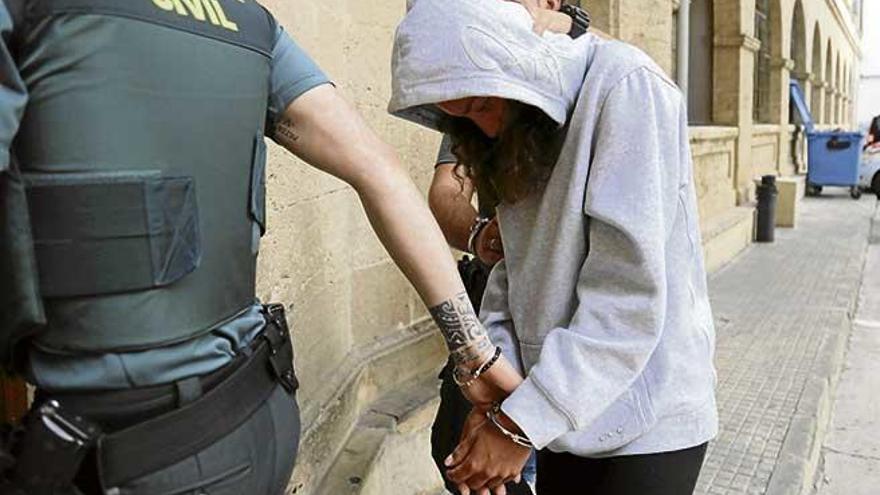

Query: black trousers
[536,443,708,495]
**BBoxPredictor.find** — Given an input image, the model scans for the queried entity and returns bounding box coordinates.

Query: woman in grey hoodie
[389,0,718,494]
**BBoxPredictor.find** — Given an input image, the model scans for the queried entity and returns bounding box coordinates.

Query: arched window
[688,0,714,123]
[843,62,850,125]
[753,0,774,122]
[835,55,842,124]
[825,40,833,124]
[789,0,807,124]
[810,24,823,120]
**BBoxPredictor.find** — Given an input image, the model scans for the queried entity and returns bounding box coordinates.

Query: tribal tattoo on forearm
[429,292,492,367]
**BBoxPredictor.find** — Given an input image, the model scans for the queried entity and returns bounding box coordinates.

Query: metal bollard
[756,175,778,243]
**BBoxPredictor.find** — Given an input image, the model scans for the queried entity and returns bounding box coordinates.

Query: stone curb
[765,200,878,495]
[871,201,880,246]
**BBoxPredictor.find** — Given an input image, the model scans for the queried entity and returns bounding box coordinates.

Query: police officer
[0,1,525,493]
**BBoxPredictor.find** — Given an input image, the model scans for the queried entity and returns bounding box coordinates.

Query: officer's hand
[474,217,504,267]
[509,0,572,35]
[529,9,573,35]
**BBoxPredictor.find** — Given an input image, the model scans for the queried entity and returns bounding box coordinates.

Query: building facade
[249,1,863,493]
[857,0,878,129]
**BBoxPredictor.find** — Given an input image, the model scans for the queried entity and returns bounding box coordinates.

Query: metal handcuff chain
[487,403,534,448]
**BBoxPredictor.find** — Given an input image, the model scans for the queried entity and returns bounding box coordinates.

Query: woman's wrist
[453,348,523,395]
[478,354,524,394]
[452,338,496,372]
[496,408,525,437]
[487,403,532,447]
[453,345,501,386]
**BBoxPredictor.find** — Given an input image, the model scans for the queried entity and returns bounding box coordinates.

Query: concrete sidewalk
[813,203,880,495]
[694,194,878,495]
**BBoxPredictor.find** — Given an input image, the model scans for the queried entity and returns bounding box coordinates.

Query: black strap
[97,341,276,488]
[95,307,296,488]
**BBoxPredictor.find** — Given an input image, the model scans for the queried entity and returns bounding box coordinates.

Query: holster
[0,401,100,495]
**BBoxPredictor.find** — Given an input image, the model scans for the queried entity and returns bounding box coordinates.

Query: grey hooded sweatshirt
[390,0,718,457]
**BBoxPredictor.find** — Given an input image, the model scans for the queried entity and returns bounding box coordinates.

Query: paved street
[813,200,880,495]
[695,194,878,495]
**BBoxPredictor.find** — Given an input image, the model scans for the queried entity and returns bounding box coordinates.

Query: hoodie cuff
[501,377,573,450]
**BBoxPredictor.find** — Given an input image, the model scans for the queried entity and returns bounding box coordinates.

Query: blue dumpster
[790,81,864,199]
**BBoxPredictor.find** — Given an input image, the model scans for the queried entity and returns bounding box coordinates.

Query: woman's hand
[446,409,532,495]
[475,217,504,266]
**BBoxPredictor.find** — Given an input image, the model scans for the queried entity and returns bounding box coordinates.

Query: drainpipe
[677,0,691,101]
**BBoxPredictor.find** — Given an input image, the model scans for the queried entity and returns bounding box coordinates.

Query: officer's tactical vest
[11,0,277,353]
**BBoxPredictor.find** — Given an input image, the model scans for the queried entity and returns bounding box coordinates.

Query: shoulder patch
[29,0,277,57]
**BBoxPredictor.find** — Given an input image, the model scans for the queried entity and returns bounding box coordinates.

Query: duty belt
[7,304,298,493]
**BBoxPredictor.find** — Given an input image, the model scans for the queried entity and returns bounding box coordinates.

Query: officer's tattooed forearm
[275,118,300,145]
[429,292,492,367]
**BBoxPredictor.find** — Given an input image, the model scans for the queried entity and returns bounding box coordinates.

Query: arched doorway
[789,0,807,124]
[753,0,781,123]
[835,53,842,124]
[844,62,851,125]
[810,23,823,121]
[825,40,833,124]
[688,0,714,124]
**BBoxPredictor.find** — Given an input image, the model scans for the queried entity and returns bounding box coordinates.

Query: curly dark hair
[438,101,565,205]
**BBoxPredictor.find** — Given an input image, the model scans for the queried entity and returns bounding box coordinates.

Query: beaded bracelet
[452,346,502,388]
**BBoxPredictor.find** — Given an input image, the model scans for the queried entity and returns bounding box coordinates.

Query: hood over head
[388,0,591,132]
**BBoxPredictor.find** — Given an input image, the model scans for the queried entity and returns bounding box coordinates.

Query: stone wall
[690,127,740,230]
[257,1,447,492]
[752,124,784,177]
